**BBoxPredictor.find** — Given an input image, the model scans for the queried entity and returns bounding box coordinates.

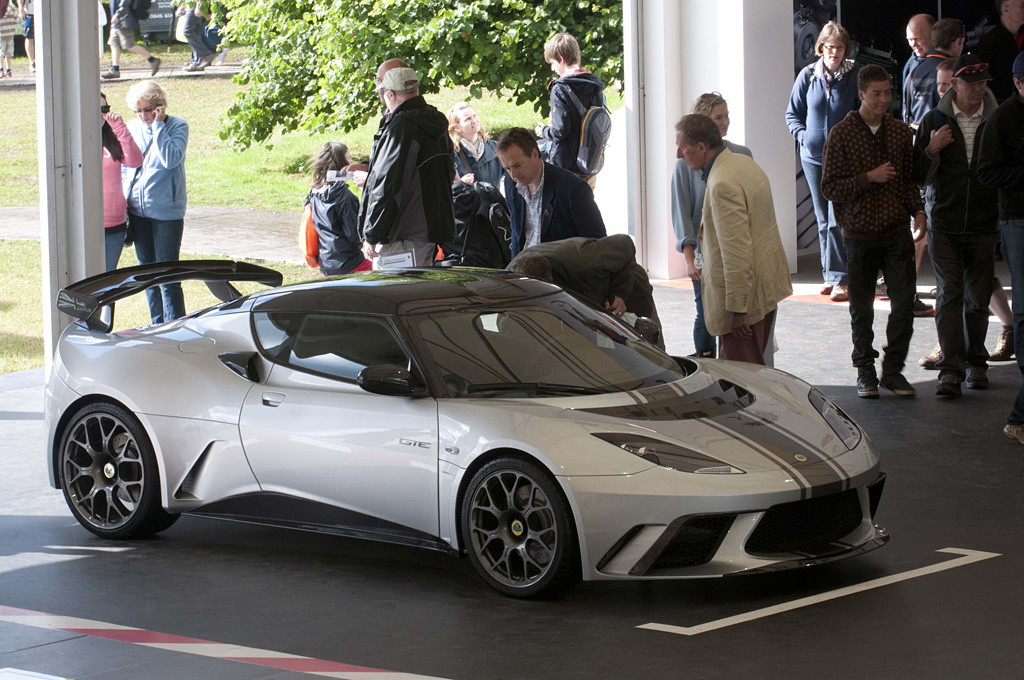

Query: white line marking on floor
[43,545,133,553]
[638,547,1000,636]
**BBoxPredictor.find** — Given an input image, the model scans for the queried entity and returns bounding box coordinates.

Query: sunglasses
[955,63,989,78]
[100,104,110,114]
[133,105,158,114]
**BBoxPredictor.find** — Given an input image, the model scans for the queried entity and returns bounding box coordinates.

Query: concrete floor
[1,253,1022,679]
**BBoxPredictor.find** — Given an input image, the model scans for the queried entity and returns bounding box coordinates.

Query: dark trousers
[183,11,215,60]
[845,229,916,374]
[1001,221,1024,425]
[692,279,716,356]
[929,231,997,379]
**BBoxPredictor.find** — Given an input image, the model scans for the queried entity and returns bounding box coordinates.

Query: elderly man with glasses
[356,59,455,267]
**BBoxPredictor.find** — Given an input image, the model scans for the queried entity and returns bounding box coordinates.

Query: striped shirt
[0,4,18,41]
[952,99,983,166]
[515,164,545,249]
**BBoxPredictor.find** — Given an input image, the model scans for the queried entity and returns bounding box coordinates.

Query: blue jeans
[1000,221,1024,425]
[802,158,847,286]
[130,214,185,324]
[692,278,715,357]
[104,224,126,272]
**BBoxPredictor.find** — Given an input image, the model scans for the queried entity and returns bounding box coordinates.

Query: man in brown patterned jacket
[822,65,927,399]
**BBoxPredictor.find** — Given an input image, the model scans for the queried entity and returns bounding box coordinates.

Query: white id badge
[379,250,415,269]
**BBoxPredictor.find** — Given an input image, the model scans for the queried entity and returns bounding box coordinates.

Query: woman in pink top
[101,92,143,271]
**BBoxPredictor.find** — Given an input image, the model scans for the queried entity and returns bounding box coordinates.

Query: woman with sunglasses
[122,80,190,325]
[101,92,142,271]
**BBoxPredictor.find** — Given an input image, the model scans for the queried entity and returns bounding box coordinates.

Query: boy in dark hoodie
[534,32,606,188]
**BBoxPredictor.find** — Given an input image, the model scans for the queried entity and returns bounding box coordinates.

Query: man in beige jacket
[676,114,792,364]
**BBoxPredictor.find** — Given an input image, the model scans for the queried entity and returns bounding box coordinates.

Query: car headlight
[592,433,745,474]
[808,388,862,450]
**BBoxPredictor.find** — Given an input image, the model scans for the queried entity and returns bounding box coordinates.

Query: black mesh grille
[746,488,864,557]
[650,515,734,571]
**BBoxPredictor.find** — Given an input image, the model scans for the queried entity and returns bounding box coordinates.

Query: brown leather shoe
[1004,423,1024,445]
[990,329,1015,362]
[830,284,849,302]
[820,283,833,296]
[918,343,942,369]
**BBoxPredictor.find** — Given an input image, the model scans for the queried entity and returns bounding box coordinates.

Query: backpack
[298,202,319,268]
[559,84,612,176]
[130,0,152,21]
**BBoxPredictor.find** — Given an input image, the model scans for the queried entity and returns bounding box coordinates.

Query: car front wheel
[58,402,178,539]
[461,456,580,598]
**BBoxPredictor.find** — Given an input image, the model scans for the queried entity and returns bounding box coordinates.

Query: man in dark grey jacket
[914,55,999,397]
[509,234,658,328]
[358,59,455,267]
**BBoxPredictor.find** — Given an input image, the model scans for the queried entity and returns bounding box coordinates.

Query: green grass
[0,77,623,212]
[0,239,318,373]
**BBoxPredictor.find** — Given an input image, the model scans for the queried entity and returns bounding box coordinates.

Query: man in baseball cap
[356,58,455,267]
[978,51,1024,441]
[914,52,998,397]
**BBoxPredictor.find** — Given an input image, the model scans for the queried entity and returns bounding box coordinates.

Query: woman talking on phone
[123,80,189,324]
[306,142,371,276]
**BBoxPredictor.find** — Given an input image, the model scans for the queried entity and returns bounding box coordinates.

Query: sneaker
[100,68,121,80]
[5,68,10,77]
[918,342,942,369]
[913,295,934,317]
[215,47,228,65]
[1004,423,1024,445]
[857,365,879,399]
[875,278,888,299]
[197,52,217,68]
[149,57,161,76]
[820,283,833,296]
[182,62,205,72]
[880,372,916,397]
[990,329,1015,362]
[830,284,849,302]
[966,365,989,390]
[29,62,35,73]
[935,372,961,397]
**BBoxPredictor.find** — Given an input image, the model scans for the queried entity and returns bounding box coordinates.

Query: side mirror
[357,364,428,397]
[633,317,662,346]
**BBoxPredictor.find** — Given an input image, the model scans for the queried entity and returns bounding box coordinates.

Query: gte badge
[399,438,431,449]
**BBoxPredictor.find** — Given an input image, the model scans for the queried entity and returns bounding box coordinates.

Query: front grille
[650,515,734,571]
[746,488,864,557]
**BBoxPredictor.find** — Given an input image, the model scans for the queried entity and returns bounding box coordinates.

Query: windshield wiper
[466,382,609,396]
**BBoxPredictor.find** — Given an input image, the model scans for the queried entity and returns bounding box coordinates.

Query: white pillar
[627,0,798,279]
[38,0,104,373]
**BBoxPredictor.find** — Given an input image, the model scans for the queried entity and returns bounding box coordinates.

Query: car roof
[249,268,563,316]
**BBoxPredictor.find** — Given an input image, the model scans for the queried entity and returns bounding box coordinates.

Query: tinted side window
[254,312,409,381]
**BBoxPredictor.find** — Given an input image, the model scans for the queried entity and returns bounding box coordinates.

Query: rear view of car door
[239,311,439,539]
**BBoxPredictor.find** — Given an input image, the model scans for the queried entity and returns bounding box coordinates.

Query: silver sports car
[46,262,888,598]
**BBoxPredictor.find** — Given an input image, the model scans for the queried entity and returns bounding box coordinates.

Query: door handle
[262,392,286,407]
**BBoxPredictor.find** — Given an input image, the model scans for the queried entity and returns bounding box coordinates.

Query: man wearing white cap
[357,58,455,266]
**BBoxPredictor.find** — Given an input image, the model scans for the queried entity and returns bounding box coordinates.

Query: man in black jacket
[358,59,455,267]
[978,52,1024,442]
[977,0,1024,103]
[496,128,606,258]
[915,55,999,397]
[534,32,606,188]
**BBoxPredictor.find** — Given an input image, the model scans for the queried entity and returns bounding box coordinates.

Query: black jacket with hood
[359,96,456,246]
[540,71,606,175]
[913,88,999,235]
[307,181,364,276]
[978,93,1024,221]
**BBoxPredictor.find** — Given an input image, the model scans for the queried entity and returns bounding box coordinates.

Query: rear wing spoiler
[56,260,283,332]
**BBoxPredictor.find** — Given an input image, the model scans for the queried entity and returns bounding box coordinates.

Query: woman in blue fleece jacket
[786,21,859,301]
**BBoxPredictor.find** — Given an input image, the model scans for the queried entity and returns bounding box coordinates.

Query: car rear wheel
[58,402,178,539]
[461,457,580,598]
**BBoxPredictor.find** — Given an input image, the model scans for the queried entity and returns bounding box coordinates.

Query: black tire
[57,402,179,539]
[461,456,581,599]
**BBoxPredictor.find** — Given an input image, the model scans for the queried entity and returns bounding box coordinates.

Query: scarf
[460,137,486,162]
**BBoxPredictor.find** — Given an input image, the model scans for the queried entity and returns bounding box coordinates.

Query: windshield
[405,294,689,397]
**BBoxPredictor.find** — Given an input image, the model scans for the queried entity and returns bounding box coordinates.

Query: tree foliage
[218,0,623,149]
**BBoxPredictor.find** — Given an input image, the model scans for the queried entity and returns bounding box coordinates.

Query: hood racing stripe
[709,412,848,497]
[701,417,812,499]
[742,411,850,489]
